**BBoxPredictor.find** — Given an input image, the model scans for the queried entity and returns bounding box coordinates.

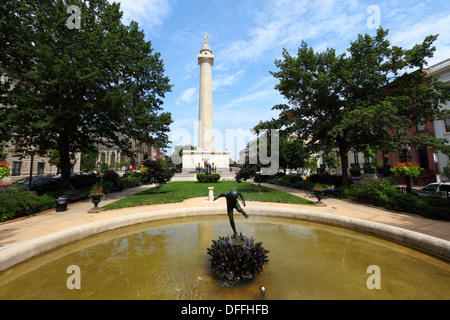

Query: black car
[1,176,62,194]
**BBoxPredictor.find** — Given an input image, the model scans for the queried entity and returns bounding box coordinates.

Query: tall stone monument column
[198,34,214,151]
[181,34,230,174]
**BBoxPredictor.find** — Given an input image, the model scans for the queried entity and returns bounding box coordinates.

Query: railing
[396,186,450,199]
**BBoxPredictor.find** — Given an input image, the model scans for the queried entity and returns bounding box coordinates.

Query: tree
[270,28,449,187]
[235,161,265,193]
[80,144,99,172]
[0,0,173,189]
[140,159,175,194]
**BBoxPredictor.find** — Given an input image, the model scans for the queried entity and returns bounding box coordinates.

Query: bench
[63,190,88,203]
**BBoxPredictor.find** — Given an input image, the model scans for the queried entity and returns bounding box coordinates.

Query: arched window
[110,152,116,168]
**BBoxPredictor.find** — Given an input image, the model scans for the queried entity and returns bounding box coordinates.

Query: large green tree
[0,0,173,188]
[270,28,449,187]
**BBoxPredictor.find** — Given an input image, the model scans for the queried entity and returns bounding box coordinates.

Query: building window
[418,148,429,170]
[12,161,22,176]
[417,122,425,131]
[444,117,450,134]
[110,152,115,168]
[353,152,359,167]
[37,162,45,175]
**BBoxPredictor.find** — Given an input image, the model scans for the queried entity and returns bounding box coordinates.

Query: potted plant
[313,184,329,206]
[88,183,104,213]
[390,162,424,193]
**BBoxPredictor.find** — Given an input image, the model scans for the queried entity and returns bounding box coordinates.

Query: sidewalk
[1,182,449,250]
[255,182,450,241]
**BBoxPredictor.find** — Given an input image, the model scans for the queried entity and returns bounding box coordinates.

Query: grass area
[103,181,314,211]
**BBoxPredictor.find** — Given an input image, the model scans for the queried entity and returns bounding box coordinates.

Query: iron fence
[396,186,450,199]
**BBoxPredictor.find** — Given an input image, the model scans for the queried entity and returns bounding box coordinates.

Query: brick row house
[375,58,450,186]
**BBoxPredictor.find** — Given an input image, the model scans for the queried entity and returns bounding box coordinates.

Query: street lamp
[400,141,413,193]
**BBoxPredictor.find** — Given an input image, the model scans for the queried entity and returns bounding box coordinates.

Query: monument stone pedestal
[182,149,229,173]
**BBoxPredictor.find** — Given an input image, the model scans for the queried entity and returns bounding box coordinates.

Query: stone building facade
[1,140,81,183]
[96,139,166,171]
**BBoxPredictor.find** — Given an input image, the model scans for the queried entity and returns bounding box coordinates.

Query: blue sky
[111,0,450,160]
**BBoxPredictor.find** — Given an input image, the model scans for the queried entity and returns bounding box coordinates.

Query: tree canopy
[269,27,449,186]
[0,0,173,188]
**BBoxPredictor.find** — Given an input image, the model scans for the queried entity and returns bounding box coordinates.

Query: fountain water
[0,214,448,300]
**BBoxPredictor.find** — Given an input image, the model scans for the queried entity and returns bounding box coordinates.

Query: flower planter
[314,190,326,206]
[88,193,104,213]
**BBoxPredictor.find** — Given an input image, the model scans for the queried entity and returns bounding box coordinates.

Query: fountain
[0,205,448,299]
[207,190,269,286]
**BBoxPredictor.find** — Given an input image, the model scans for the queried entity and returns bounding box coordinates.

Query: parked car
[0,176,62,195]
[39,174,60,180]
[411,182,450,198]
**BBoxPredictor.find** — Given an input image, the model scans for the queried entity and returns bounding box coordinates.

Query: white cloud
[217,0,368,65]
[387,11,450,66]
[111,0,172,30]
[176,87,197,104]
[212,70,245,91]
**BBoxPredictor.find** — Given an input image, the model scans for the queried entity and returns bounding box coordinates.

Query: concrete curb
[1,206,449,272]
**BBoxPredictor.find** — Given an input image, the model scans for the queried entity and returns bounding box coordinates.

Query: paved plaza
[1,182,449,250]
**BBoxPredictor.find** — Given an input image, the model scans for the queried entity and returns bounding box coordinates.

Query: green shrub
[385,192,422,214]
[308,173,342,187]
[38,194,57,211]
[275,175,292,186]
[118,177,141,189]
[420,196,450,220]
[196,173,221,183]
[123,171,142,179]
[0,188,55,221]
[349,177,397,206]
[421,206,450,220]
[349,167,361,177]
[102,170,119,183]
[71,173,99,189]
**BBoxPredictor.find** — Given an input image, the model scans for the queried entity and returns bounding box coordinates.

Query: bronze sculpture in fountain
[207,189,269,285]
[214,189,248,239]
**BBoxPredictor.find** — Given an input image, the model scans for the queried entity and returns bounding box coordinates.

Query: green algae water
[0,215,448,299]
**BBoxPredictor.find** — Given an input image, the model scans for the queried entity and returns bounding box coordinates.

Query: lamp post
[400,141,413,193]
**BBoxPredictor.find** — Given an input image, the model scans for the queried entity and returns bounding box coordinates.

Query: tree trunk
[59,135,74,190]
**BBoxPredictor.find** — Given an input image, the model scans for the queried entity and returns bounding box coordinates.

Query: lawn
[103,181,314,211]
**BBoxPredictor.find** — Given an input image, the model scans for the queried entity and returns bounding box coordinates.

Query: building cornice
[426,58,450,77]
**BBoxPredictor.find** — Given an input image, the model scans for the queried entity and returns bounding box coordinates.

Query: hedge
[349,178,450,221]
[196,173,221,183]
[0,188,55,222]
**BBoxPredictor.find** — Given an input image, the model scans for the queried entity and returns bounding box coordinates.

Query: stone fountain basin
[1,206,449,273]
